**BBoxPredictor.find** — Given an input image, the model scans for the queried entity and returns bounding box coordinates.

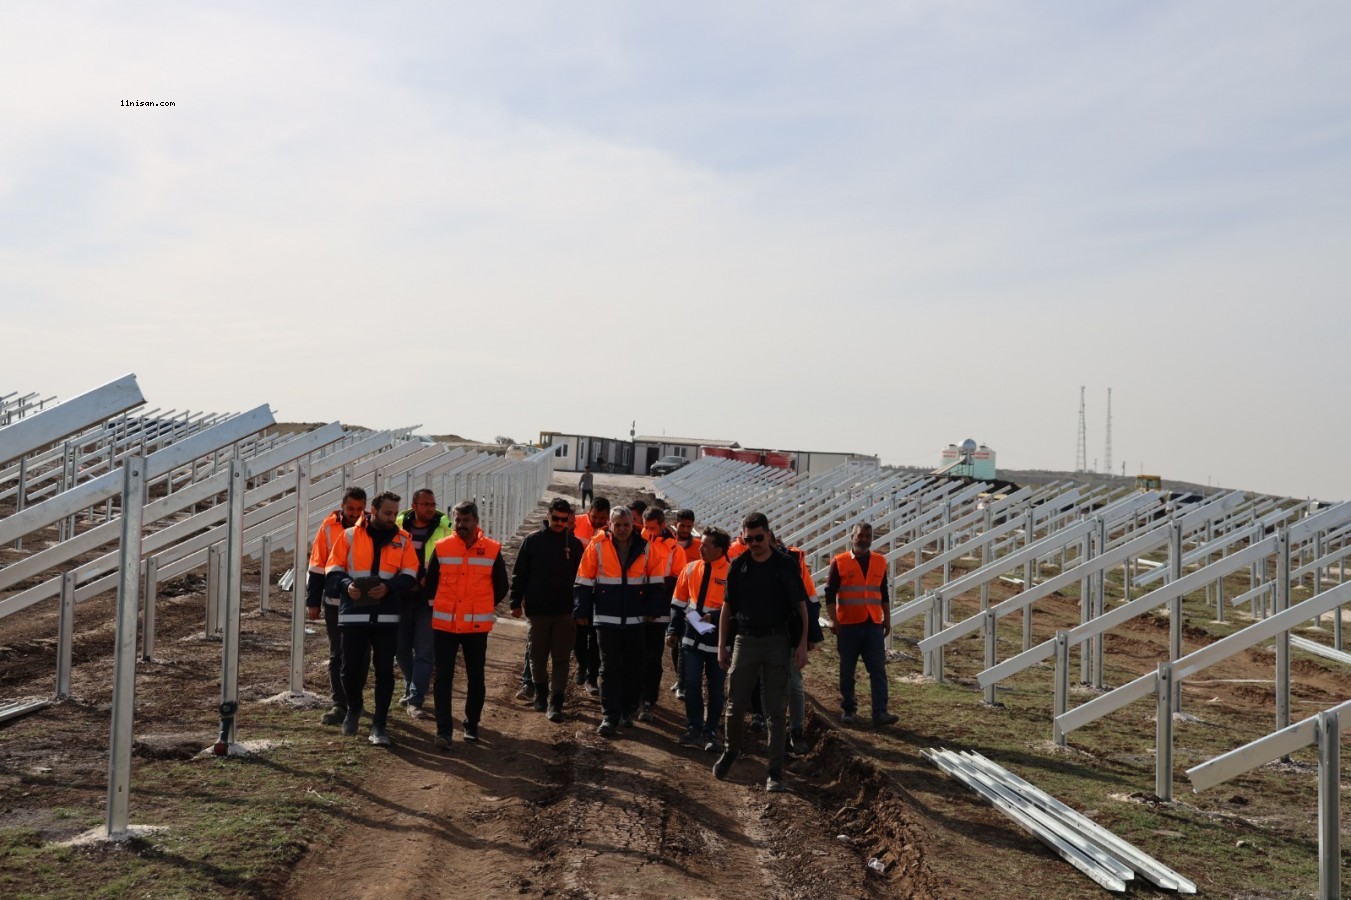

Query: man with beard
[306,486,367,726]
[713,512,809,793]
[426,500,509,749]
[510,498,585,722]
[574,507,661,736]
[395,489,451,719]
[324,491,420,746]
[638,507,685,720]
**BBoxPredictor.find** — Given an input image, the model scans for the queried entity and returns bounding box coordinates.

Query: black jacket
[510,523,585,617]
[724,546,809,646]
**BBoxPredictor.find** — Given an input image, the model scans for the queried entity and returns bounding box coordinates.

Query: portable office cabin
[538,431,634,474]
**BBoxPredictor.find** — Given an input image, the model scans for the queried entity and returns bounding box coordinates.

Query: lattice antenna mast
[1075,386,1087,473]
[1104,387,1113,477]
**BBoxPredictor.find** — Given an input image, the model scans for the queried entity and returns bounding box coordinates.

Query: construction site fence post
[260,534,272,613]
[219,460,245,747]
[289,459,310,695]
[1155,662,1173,802]
[1052,632,1069,747]
[106,455,145,840]
[1316,709,1340,900]
[56,570,76,699]
[142,556,158,661]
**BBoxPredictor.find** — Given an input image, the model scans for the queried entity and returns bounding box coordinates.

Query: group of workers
[305,485,898,792]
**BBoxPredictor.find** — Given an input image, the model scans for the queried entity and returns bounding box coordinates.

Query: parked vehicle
[649,455,688,477]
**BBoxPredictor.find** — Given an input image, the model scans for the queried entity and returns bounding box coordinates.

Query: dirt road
[283,614,928,899]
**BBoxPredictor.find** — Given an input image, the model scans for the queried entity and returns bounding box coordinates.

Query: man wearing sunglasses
[714,512,809,793]
[510,498,586,722]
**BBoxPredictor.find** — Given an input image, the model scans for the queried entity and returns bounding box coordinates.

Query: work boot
[765,770,786,793]
[712,749,739,780]
[546,692,564,723]
[320,705,346,726]
[532,683,548,713]
[342,706,362,737]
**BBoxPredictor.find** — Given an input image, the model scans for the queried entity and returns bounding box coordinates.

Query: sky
[2,2,1349,500]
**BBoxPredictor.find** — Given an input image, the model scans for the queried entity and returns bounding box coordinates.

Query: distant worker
[670,509,702,700]
[426,500,509,749]
[714,512,809,793]
[324,491,420,746]
[571,497,610,694]
[578,464,594,508]
[668,526,731,751]
[306,486,367,727]
[574,507,660,737]
[824,523,898,727]
[394,489,452,719]
[639,507,686,720]
[510,498,585,722]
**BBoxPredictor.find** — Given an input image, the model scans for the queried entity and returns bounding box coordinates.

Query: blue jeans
[682,648,726,732]
[396,598,434,707]
[837,622,888,717]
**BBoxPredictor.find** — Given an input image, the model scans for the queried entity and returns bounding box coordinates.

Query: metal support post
[1052,632,1069,747]
[1080,532,1092,684]
[56,571,76,699]
[259,534,272,613]
[205,545,220,637]
[142,557,158,661]
[983,609,997,706]
[14,455,26,550]
[1313,533,1324,627]
[1155,662,1173,802]
[218,460,245,749]
[1275,530,1291,731]
[1093,518,1106,688]
[289,460,311,694]
[1169,521,1183,712]
[106,456,145,840]
[1316,710,1340,900]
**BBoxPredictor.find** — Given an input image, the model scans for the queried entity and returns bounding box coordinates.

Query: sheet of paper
[686,608,716,635]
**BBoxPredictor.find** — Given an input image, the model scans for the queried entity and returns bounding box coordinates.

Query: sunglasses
[744,533,766,544]
[549,515,570,523]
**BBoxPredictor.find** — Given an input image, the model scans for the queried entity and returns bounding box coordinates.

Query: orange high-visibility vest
[325,522,420,626]
[833,551,887,625]
[431,530,502,633]
[309,512,350,576]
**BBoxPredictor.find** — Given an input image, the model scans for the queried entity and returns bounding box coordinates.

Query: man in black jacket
[713,512,809,793]
[511,498,586,722]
